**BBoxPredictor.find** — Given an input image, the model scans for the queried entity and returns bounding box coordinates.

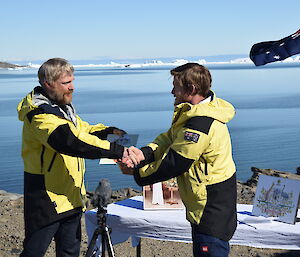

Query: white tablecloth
[85,196,300,250]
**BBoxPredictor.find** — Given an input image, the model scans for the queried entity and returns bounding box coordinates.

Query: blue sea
[1,64,300,194]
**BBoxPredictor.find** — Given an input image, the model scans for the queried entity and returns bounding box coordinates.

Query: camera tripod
[85,205,115,257]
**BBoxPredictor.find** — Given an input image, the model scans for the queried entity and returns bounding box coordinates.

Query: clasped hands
[118,147,145,175]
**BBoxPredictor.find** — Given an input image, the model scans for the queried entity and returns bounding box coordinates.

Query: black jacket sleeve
[48,124,124,159]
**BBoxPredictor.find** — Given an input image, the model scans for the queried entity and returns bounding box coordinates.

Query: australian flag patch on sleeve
[184,131,200,143]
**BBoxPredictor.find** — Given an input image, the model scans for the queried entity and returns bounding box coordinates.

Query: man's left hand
[113,128,127,136]
[117,161,135,175]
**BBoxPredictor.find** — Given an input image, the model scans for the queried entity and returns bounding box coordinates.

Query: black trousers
[20,212,82,257]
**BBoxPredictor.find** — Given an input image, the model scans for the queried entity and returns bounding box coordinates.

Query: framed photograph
[252,174,300,224]
[99,134,139,165]
[143,179,184,210]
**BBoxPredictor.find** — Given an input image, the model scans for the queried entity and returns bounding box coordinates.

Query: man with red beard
[17,58,128,257]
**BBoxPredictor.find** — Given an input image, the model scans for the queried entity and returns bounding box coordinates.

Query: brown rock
[249,166,300,184]
[0,62,25,69]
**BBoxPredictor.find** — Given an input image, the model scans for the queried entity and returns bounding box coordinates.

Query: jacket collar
[32,86,77,125]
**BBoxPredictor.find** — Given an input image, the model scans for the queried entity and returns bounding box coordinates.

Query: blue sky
[1,0,299,62]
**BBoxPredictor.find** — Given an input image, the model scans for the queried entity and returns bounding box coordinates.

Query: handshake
[118,147,145,175]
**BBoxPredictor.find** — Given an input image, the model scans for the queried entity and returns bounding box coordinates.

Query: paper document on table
[99,134,139,165]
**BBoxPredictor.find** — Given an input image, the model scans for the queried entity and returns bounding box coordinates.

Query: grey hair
[38,58,74,86]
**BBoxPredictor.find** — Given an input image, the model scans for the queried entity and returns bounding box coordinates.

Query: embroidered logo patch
[184,131,200,143]
[201,246,209,252]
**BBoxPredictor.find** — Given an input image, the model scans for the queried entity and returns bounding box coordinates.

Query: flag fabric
[250,30,300,66]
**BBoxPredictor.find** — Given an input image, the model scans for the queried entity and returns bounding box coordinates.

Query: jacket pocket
[190,166,207,201]
[199,156,208,175]
[48,152,57,172]
[40,145,45,173]
[194,166,202,184]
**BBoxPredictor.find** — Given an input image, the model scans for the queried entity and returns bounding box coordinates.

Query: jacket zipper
[82,158,85,171]
[79,158,86,207]
[40,145,45,173]
[48,152,57,172]
[80,158,85,172]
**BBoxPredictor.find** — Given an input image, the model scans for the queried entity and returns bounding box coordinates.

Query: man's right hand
[118,146,145,175]
[121,146,145,168]
[121,147,134,168]
[127,146,145,166]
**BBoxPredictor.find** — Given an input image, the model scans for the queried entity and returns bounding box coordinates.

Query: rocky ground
[0,62,26,69]
[0,167,299,257]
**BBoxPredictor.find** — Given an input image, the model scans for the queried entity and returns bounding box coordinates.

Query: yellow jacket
[17,86,124,236]
[134,91,237,241]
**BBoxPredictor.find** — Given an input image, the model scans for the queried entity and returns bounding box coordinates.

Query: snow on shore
[3,55,300,70]
[27,56,300,69]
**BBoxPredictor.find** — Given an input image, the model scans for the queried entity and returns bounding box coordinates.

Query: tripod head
[90,179,112,211]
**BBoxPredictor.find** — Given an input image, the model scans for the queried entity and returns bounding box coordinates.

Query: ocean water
[0,65,300,194]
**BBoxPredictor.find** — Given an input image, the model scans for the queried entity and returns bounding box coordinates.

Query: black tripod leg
[85,229,100,257]
[136,239,141,257]
[101,231,106,257]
